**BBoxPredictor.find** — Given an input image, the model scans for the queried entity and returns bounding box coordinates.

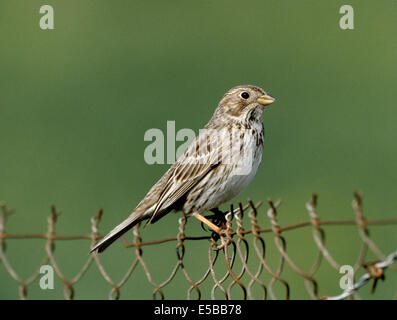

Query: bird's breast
[184,124,264,213]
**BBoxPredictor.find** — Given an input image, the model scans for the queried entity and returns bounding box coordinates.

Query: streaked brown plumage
[91,85,275,253]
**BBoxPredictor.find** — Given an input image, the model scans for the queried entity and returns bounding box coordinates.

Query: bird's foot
[196,209,230,250]
[201,208,227,231]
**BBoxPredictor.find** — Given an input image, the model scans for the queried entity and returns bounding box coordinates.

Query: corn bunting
[91,85,275,253]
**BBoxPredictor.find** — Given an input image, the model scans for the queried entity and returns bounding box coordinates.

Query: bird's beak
[257,94,276,107]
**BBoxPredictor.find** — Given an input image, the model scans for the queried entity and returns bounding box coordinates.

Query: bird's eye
[240,91,250,99]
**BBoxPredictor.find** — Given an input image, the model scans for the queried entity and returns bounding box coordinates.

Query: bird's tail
[90,213,143,253]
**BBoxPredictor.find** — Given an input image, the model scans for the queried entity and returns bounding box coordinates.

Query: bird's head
[212,85,275,125]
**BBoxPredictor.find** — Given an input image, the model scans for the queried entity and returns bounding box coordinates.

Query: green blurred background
[0,0,396,299]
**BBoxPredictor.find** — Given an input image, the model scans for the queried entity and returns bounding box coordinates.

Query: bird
[91,85,275,253]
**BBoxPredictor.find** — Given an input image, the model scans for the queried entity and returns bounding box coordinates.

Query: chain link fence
[0,192,396,300]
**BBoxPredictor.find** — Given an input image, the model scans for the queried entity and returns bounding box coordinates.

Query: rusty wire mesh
[0,192,396,300]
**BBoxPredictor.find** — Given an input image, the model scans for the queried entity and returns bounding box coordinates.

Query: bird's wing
[150,162,217,217]
[146,128,223,223]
